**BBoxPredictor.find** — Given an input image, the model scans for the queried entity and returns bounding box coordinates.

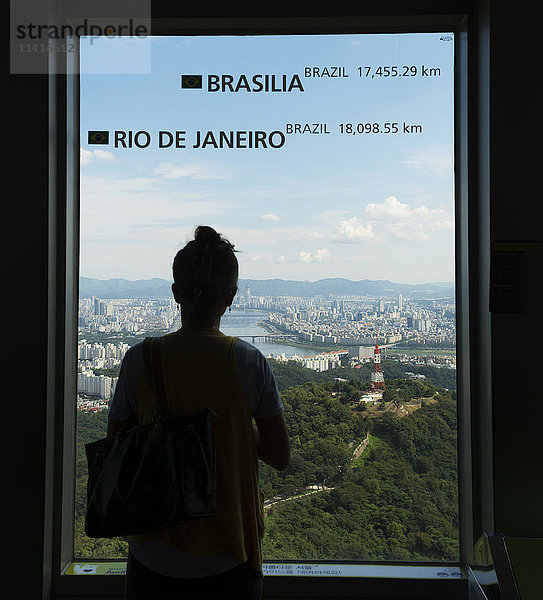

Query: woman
[107,226,290,599]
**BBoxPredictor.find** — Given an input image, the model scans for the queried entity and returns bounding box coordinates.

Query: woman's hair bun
[194,225,221,248]
[172,225,238,310]
[192,226,222,288]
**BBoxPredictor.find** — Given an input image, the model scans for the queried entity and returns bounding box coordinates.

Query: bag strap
[142,336,168,420]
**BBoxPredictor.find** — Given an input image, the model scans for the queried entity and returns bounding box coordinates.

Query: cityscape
[76,280,456,412]
[238,283,455,349]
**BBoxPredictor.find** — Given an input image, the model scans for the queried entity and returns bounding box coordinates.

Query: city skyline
[80,33,454,284]
[77,290,455,405]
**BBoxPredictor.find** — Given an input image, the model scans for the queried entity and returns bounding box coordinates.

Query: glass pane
[75,32,457,564]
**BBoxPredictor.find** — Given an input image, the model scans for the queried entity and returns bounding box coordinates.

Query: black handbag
[84,336,218,538]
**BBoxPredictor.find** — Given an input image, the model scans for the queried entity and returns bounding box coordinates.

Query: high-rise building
[358,346,374,360]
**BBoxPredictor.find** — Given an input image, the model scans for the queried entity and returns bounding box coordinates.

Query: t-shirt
[109,338,282,421]
[107,336,283,578]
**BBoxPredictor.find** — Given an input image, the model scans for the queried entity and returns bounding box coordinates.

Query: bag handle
[143,335,217,419]
[143,337,170,440]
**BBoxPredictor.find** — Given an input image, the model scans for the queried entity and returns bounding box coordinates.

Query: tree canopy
[74,361,458,563]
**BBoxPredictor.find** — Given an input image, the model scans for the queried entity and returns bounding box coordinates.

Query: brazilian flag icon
[181,75,203,89]
[88,131,109,145]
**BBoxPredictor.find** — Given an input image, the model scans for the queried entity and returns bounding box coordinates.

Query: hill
[73,362,458,562]
[79,276,454,299]
[262,389,458,562]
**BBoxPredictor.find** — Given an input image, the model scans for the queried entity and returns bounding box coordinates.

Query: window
[53,10,470,600]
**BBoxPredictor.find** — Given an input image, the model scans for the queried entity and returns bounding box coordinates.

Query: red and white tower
[370,336,386,391]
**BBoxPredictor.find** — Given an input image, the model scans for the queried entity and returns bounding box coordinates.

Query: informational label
[65,562,127,575]
[65,561,465,579]
[85,60,442,151]
[262,563,465,578]
[490,242,543,314]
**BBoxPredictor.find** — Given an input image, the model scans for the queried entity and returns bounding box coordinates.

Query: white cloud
[324,197,454,245]
[299,248,329,263]
[94,149,115,160]
[79,173,234,245]
[431,219,455,230]
[333,217,375,241]
[153,161,227,180]
[219,227,285,247]
[262,213,280,222]
[246,253,288,264]
[364,196,453,235]
[317,198,451,244]
[400,144,453,175]
[365,195,435,220]
[80,148,115,166]
[313,210,352,226]
[154,164,203,179]
[314,248,330,261]
[80,150,92,166]
[387,222,431,241]
[225,225,331,249]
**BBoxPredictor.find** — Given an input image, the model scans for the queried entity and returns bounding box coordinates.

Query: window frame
[46,7,479,599]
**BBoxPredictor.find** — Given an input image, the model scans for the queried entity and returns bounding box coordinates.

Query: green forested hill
[262,393,458,562]
[269,358,456,391]
[74,362,458,563]
[259,381,366,499]
[74,410,129,558]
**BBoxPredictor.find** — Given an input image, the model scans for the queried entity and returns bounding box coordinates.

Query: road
[263,434,371,512]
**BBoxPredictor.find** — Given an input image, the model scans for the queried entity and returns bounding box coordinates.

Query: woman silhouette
[107,226,290,599]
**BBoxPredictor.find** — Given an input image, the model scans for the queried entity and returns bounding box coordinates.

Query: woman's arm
[253,412,290,471]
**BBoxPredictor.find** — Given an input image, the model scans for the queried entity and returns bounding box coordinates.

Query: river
[219,308,319,358]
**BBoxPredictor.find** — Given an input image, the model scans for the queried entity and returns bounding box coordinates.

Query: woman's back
[131,328,265,574]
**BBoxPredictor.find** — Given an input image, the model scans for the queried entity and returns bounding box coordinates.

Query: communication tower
[370,335,386,391]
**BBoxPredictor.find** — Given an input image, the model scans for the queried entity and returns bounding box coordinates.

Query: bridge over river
[169,317,299,344]
[237,333,299,343]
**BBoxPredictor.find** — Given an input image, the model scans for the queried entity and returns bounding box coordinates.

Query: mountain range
[79,277,454,299]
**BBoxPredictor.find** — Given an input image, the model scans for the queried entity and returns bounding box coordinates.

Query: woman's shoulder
[119,340,145,376]
[232,339,283,414]
[233,338,270,369]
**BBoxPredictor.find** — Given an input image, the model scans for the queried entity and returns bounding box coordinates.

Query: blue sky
[80,33,454,284]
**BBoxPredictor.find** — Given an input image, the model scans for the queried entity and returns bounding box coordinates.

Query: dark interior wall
[489,1,543,536]
[4,1,49,595]
[2,1,542,598]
